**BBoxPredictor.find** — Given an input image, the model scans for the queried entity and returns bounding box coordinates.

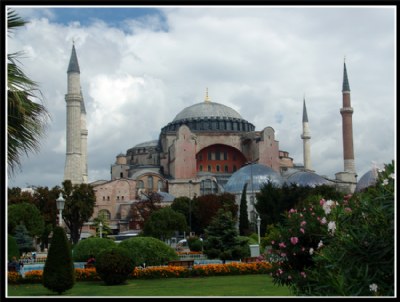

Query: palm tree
[7,9,50,177]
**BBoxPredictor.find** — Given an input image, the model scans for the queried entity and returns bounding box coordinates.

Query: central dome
[173,101,243,122]
[161,100,255,134]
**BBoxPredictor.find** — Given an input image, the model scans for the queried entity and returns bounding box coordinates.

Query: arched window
[148,176,153,190]
[158,180,163,191]
[137,180,144,188]
[98,209,111,220]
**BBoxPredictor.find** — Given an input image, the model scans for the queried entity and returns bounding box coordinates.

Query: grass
[7,274,292,297]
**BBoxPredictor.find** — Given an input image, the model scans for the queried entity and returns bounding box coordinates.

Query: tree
[194,193,238,235]
[13,223,34,254]
[8,202,45,237]
[7,9,50,176]
[128,191,162,229]
[239,183,250,236]
[61,180,96,244]
[8,234,20,261]
[203,209,242,262]
[43,226,75,294]
[142,207,187,241]
[92,211,112,237]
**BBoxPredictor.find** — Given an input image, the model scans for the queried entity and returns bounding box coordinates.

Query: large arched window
[148,176,153,190]
[98,209,111,220]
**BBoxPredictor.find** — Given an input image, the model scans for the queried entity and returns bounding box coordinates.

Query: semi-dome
[224,163,284,193]
[161,101,255,134]
[173,101,243,121]
[284,170,333,188]
[355,169,378,192]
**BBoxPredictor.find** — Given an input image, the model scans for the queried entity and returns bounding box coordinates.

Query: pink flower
[279,242,286,248]
[290,237,299,245]
[320,199,326,206]
[300,228,305,234]
[271,240,275,245]
[300,271,307,278]
[344,207,352,213]
[300,221,307,226]
[289,208,296,213]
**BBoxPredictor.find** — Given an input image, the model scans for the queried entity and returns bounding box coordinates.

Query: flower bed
[8,261,273,284]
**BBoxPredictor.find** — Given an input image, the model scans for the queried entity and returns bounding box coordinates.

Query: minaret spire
[301,96,312,170]
[64,44,87,184]
[335,59,357,193]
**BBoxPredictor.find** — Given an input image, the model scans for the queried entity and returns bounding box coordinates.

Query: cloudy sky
[6,5,396,189]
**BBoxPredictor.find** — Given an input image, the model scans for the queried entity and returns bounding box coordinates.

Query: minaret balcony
[340,107,353,114]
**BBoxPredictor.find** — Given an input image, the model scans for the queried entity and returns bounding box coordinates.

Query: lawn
[7,274,292,297]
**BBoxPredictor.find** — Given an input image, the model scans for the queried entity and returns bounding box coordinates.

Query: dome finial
[205,88,211,102]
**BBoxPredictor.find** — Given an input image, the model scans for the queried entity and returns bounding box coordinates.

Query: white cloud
[6,5,395,189]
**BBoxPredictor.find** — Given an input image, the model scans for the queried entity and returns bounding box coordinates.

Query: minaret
[335,59,357,193]
[64,44,86,184]
[340,60,356,173]
[80,89,88,183]
[301,96,312,170]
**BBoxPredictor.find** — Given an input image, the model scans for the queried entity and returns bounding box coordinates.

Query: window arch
[98,209,111,220]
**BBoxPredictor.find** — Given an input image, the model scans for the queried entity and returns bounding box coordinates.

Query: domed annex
[283,169,334,188]
[224,163,284,194]
[354,169,378,193]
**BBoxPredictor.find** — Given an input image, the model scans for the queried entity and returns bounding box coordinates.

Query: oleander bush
[269,161,395,297]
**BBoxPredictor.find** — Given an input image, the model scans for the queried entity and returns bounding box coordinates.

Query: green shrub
[72,237,116,262]
[119,236,178,267]
[187,236,202,252]
[96,246,135,285]
[7,234,19,261]
[269,161,395,297]
[42,226,75,294]
[301,161,395,296]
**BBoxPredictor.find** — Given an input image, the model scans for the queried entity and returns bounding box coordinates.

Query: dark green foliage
[72,237,117,262]
[239,183,250,236]
[187,236,203,252]
[8,234,20,261]
[299,161,395,296]
[256,182,341,230]
[8,202,45,236]
[142,207,187,241]
[203,209,244,261]
[119,236,178,267]
[42,226,75,294]
[61,180,96,244]
[13,223,34,254]
[96,246,135,285]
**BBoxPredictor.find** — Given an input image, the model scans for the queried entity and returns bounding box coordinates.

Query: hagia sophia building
[63,44,361,236]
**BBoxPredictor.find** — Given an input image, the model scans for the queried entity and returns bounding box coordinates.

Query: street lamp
[189,180,192,234]
[99,222,103,238]
[56,193,65,226]
[256,216,261,244]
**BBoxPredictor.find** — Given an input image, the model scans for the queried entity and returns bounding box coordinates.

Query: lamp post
[257,215,261,244]
[189,180,192,235]
[56,193,65,226]
[99,222,103,238]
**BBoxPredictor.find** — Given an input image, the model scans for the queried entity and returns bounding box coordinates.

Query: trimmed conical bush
[42,226,75,294]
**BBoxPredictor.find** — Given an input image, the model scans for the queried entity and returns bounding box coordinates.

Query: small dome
[173,101,243,122]
[355,169,378,192]
[134,140,158,148]
[284,170,332,188]
[224,163,284,193]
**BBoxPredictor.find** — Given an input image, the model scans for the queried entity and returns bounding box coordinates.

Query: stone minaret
[301,97,312,170]
[64,44,87,184]
[80,89,88,183]
[340,61,355,173]
[335,60,357,193]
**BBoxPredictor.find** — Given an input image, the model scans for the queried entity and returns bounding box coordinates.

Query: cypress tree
[42,226,75,294]
[239,183,250,236]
